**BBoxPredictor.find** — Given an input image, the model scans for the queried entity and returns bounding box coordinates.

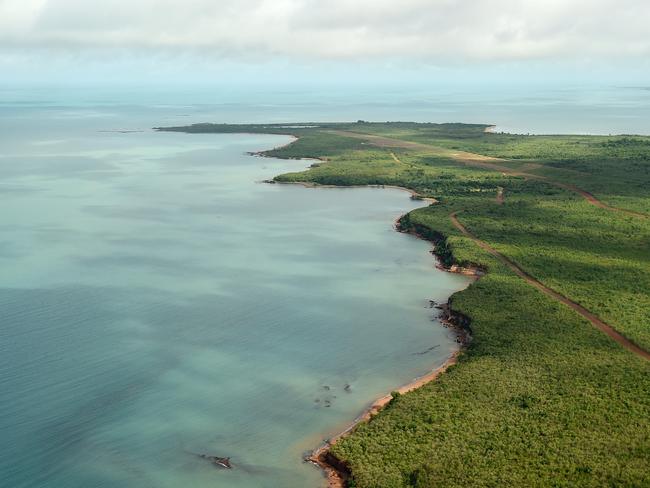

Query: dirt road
[330,130,649,219]
[449,211,650,361]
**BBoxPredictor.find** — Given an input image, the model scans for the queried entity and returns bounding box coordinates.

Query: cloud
[0,0,648,62]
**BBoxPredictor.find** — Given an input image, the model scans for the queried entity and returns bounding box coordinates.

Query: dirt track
[496,187,505,204]
[449,212,650,361]
[330,130,649,219]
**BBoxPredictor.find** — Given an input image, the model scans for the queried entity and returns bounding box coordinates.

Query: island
[157,122,650,487]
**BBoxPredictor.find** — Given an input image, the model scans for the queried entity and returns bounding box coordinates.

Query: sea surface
[1,84,648,487]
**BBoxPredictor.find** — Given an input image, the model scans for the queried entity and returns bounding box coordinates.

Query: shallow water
[0,102,470,487]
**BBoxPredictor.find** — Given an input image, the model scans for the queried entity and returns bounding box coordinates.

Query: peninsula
[158,122,650,487]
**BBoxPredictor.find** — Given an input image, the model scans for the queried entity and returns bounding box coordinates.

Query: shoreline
[266,179,438,206]
[163,129,479,486]
[248,134,300,155]
[252,134,478,487]
[249,140,437,204]
[307,352,462,487]
[307,348,465,488]
[305,228,479,487]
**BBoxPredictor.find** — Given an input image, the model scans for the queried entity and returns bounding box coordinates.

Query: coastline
[307,349,465,488]
[307,352,462,487]
[305,224,479,487]
[247,134,301,155]
[266,179,438,205]
[248,139,437,204]
[252,134,477,487]
[157,128,482,486]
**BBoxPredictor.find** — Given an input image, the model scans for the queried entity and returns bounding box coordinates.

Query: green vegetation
[332,123,650,214]
[158,122,650,487]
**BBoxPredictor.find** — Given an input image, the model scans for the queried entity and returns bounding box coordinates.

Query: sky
[1,0,649,85]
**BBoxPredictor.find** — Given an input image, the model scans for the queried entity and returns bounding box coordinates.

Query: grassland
[158,122,650,487]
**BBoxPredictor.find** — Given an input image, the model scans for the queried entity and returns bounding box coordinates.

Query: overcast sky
[1,0,649,84]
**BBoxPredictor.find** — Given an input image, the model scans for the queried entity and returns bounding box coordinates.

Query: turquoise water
[2,84,648,487]
[0,97,470,487]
